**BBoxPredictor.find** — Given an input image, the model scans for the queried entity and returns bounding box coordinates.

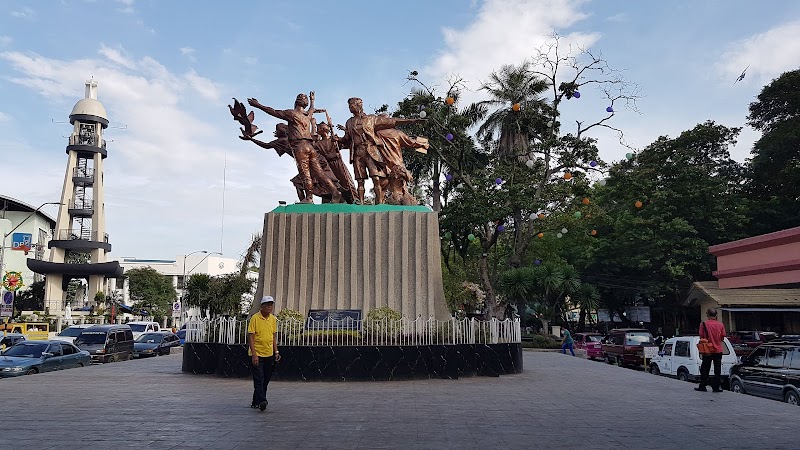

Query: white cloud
[0,48,297,259]
[0,112,10,122]
[179,47,197,63]
[243,56,258,65]
[116,0,135,14]
[99,44,136,70]
[10,7,36,18]
[605,12,628,22]
[184,69,220,100]
[0,36,11,47]
[425,0,599,104]
[716,20,800,85]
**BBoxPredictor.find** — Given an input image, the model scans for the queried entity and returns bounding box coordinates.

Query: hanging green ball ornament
[574,211,582,219]
[444,231,452,239]
[468,233,476,241]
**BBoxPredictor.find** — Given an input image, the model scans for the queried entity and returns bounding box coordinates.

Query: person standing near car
[696,308,727,393]
[561,329,575,356]
[248,296,281,411]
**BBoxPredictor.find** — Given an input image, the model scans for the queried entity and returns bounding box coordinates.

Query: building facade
[0,195,57,289]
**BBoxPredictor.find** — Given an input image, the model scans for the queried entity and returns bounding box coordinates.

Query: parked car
[0,340,92,377]
[74,324,134,363]
[728,331,781,358]
[52,324,95,344]
[1,333,26,350]
[573,332,604,360]
[133,332,181,358]
[729,341,800,406]
[126,321,161,340]
[602,328,657,367]
[648,336,737,383]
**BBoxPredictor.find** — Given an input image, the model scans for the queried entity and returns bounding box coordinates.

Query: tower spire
[85,78,98,100]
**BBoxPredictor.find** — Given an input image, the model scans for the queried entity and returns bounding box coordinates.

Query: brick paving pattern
[0,349,796,449]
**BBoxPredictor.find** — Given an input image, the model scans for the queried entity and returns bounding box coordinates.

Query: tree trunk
[432,163,442,212]
[579,308,587,331]
[478,254,499,318]
[508,209,526,268]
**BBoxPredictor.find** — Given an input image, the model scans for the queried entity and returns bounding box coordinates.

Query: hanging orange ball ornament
[538,213,545,219]
[582,197,590,205]
[635,200,643,209]
[445,97,455,105]
[564,172,572,180]
[591,230,597,236]
[512,103,521,111]
[537,232,544,238]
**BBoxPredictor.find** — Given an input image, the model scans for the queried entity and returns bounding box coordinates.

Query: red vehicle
[602,328,656,367]
[573,332,604,359]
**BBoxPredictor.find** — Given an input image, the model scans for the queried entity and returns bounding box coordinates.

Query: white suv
[648,336,738,383]
[53,324,95,344]
[126,321,161,340]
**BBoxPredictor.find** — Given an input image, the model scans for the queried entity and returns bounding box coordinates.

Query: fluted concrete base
[254,205,449,319]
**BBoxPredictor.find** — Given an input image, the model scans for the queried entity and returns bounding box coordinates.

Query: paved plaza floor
[0,348,796,449]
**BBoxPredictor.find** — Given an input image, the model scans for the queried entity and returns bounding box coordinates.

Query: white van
[648,336,738,383]
[126,321,161,340]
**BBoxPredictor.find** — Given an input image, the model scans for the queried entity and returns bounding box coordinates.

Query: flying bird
[733,64,750,85]
[228,98,261,138]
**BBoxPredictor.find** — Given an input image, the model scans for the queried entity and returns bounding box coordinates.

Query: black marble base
[182,343,523,381]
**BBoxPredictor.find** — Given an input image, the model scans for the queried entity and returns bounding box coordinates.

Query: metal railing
[53,229,110,242]
[69,135,106,148]
[184,316,521,346]
[68,199,94,210]
[72,167,95,179]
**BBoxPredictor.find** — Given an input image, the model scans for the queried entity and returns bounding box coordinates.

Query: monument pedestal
[255,204,449,319]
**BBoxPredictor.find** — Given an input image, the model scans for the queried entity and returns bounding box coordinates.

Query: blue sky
[1,0,799,262]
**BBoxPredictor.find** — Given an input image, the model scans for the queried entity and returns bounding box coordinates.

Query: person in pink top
[696,308,727,393]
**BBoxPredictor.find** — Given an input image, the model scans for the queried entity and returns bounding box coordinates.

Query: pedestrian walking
[561,329,575,356]
[695,308,726,393]
[248,296,281,411]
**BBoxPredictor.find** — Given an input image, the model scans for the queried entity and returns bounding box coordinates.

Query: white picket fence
[184,316,521,346]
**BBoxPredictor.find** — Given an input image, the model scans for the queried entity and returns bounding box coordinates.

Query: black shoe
[712,389,724,393]
[694,387,707,392]
[259,400,267,411]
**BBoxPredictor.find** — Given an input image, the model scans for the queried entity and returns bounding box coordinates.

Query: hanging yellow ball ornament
[512,103,521,111]
[537,232,544,239]
[635,200,643,209]
[445,97,455,105]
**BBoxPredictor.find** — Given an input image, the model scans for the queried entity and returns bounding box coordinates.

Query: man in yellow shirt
[248,296,280,411]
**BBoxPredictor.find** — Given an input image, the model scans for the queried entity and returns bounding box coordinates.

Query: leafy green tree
[588,121,748,331]
[184,272,253,317]
[14,280,45,312]
[185,273,212,313]
[745,68,800,234]
[126,267,176,320]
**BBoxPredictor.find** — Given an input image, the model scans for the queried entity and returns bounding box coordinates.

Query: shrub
[523,334,562,349]
[276,308,304,323]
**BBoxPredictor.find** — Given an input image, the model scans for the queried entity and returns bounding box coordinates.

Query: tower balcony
[66,135,107,158]
[72,167,95,186]
[68,199,94,217]
[48,229,111,252]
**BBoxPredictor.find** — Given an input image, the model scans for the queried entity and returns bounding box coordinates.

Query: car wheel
[127,353,134,361]
[25,368,38,375]
[731,379,746,394]
[75,363,84,368]
[677,370,689,382]
[616,356,624,367]
[649,364,660,376]
[785,390,799,406]
[604,355,612,364]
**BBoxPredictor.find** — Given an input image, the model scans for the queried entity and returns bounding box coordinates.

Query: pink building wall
[710,226,800,289]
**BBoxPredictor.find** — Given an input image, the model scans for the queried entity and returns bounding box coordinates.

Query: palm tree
[239,232,262,277]
[575,283,600,331]
[499,267,537,321]
[476,62,551,161]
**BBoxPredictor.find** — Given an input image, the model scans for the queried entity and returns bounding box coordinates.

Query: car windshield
[2,342,47,358]
[58,327,87,337]
[137,333,163,343]
[74,332,106,345]
[625,332,653,345]
[128,324,147,332]
[586,335,602,342]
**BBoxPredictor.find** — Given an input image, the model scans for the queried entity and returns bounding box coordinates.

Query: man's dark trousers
[251,356,276,406]
[699,352,723,390]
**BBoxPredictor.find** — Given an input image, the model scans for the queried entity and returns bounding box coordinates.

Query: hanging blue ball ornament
[573,91,581,99]
[606,106,614,113]
[495,178,503,185]
[445,173,453,181]
[589,160,598,167]
[497,225,505,232]
[446,133,454,141]
[625,152,634,160]
[534,259,541,265]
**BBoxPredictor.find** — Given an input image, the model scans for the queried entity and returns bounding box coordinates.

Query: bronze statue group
[229,92,429,205]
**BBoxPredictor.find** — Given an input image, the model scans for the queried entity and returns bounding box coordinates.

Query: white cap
[260,296,275,305]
